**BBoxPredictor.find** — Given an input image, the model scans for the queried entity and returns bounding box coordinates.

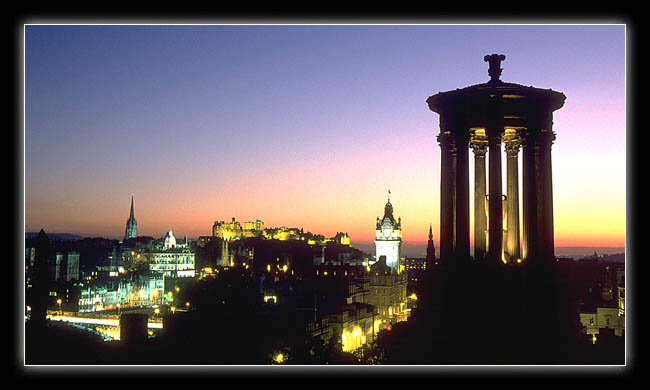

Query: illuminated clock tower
[374,192,402,272]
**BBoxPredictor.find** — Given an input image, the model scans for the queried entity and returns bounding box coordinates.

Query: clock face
[382,225,392,238]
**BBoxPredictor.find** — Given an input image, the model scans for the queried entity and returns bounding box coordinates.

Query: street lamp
[56,298,62,314]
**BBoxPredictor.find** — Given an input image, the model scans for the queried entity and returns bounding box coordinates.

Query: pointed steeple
[124,195,138,240]
[383,190,395,223]
[427,224,436,264]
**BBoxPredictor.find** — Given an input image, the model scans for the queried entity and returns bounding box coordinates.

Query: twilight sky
[24,24,626,250]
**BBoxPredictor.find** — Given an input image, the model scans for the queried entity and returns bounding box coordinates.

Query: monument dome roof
[427,54,566,114]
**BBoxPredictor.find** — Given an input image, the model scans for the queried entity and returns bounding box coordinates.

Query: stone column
[487,126,504,264]
[503,129,522,262]
[470,130,488,261]
[454,130,470,262]
[452,143,457,253]
[536,128,556,263]
[437,131,456,264]
[521,128,538,262]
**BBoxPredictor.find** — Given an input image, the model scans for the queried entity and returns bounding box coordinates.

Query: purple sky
[25,25,626,250]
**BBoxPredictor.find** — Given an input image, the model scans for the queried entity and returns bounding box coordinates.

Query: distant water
[352,242,624,258]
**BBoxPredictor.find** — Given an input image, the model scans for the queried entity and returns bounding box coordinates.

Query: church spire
[124,195,138,240]
[427,224,436,264]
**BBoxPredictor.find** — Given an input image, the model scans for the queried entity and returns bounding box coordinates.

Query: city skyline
[25,25,626,249]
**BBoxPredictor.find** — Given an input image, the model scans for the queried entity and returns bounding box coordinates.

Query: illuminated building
[618,285,625,333]
[263,226,302,241]
[133,229,196,278]
[617,267,624,330]
[313,264,370,305]
[334,232,351,246]
[55,253,64,281]
[577,264,625,338]
[374,193,402,272]
[579,305,624,338]
[402,257,427,284]
[306,316,333,347]
[368,256,409,328]
[219,239,232,267]
[67,252,79,281]
[25,247,36,268]
[78,274,165,312]
[124,195,138,241]
[328,302,376,352]
[55,251,80,281]
[147,249,195,278]
[213,217,264,240]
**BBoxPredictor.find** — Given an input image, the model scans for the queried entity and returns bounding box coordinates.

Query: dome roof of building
[427,79,566,113]
[164,228,176,248]
[427,54,566,114]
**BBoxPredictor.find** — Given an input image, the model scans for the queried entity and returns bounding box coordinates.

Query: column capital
[536,129,556,147]
[503,129,523,156]
[520,128,539,147]
[469,131,488,156]
[437,132,457,153]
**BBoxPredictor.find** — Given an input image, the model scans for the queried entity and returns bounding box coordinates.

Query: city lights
[24,27,624,365]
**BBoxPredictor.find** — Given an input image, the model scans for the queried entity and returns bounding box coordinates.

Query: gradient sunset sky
[24,24,626,250]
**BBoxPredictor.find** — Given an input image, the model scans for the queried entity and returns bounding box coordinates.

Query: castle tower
[124,195,138,240]
[374,191,402,272]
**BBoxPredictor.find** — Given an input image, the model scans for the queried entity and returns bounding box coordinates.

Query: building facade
[368,256,409,328]
[129,229,196,278]
[328,302,377,353]
[55,251,80,281]
[213,217,264,240]
[78,275,166,312]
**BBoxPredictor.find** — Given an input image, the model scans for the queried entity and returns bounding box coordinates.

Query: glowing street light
[56,298,62,314]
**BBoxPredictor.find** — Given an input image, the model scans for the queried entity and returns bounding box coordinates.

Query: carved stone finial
[484,54,506,82]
